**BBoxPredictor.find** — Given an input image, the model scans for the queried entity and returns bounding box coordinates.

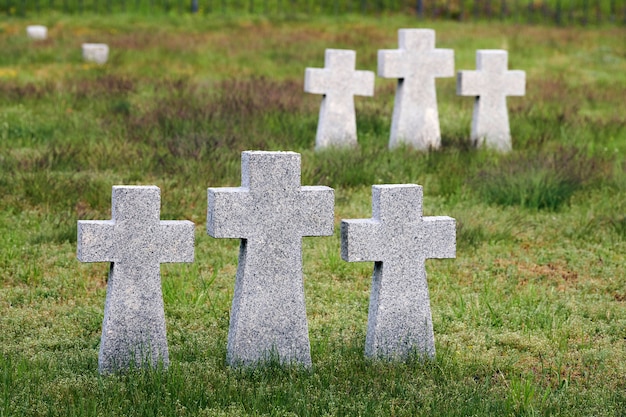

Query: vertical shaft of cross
[341,185,456,360]
[77,186,195,374]
[99,262,164,373]
[305,49,375,149]
[208,151,334,367]
[378,29,454,150]
[457,49,526,152]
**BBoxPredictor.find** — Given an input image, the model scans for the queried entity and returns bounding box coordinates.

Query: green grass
[0,13,625,416]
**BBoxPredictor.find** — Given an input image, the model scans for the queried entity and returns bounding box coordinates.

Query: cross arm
[304,68,328,95]
[422,216,456,259]
[340,219,381,262]
[77,220,116,263]
[159,220,195,263]
[456,71,483,96]
[299,186,334,237]
[504,70,526,96]
[207,187,252,239]
[377,49,406,79]
[353,70,376,97]
[431,49,454,78]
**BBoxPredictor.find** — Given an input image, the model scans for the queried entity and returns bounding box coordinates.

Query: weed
[471,147,613,210]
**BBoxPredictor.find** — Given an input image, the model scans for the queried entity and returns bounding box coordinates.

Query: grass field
[0,13,625,416]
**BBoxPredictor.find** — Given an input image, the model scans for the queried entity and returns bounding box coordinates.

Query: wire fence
[3,0,626,25]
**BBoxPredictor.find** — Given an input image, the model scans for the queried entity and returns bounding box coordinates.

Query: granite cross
[305,49,375,149]
[378,29,454,150]
[207,151,334,367]
[26,25,47,40]
[77,186,195,374]
[457,50,526,152]
[82,43,109,65]
[341,184,456,360]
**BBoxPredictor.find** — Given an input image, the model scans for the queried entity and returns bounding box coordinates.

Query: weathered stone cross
[378,29,454,150]
[305,49,375,149]
[457,50,526,152]
[207,151,334,367]
[77,186,195,374]
[341,184,455,360]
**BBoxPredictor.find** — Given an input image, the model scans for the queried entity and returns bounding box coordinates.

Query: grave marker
[77,186,194,374]
[457,50,526,152]
[341,184,455,360]
[208,151,334,367]
[378,29,454,150]
[26,25,47,40]
[82,43,109,65]
[305,49,375,149]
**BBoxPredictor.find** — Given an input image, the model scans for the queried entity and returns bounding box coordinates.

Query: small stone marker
[378,29,454,150]
[304,49,375,149]
[26,25,47,40]
[457,50,526,152]
[82,43,109,65]
[77,186,194,374]
[341,184,455,360]
[208,151,334,367]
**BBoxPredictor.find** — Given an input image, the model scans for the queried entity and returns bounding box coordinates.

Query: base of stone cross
[364,262,437,361]
[225,236,314,368]
[97,264,170,374]
[472,131,512,152]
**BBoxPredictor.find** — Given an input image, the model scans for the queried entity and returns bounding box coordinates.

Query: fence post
[416,0,423,18]
[191,0,197,12]
[555,0,561,24]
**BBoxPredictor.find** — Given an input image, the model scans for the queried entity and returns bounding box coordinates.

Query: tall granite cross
[77,186,195,374]
[207,151,334,367]
[304,49,375,149]
[378,29,454,150]
[341,184,455,360]
[457,50,526,152]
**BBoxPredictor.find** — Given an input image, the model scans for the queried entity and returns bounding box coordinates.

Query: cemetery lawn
[1,13,625,416]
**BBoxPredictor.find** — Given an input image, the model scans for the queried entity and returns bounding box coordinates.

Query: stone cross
[378,29,454,150]
[26,25,47,40]
[207,151,334,367]
[304,49,375,149]
[341,184,455,360]
[77,186,195,374]
[82,43,109,65]
[457,50,526,152]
